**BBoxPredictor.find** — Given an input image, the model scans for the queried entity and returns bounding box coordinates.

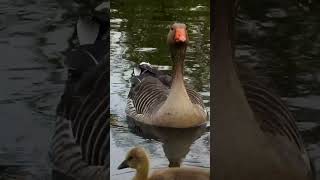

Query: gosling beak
[169,161,181,167]
[117,160,129,170]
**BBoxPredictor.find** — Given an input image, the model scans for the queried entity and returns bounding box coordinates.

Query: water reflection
[127,118,207,167]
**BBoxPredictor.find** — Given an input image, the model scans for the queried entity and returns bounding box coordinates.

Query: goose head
[118,147,149,171]
[167,23,189,63]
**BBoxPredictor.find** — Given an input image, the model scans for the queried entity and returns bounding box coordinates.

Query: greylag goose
[212,0,314,180]
[126,23,207,128]
[118,147,210,180]
[50,2,109,179]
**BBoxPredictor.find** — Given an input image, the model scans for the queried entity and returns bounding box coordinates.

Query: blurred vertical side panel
[212,0,319,179]
[50,0,110,179]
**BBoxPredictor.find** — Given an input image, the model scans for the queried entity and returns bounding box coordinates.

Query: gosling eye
[170,27,174,31]
[127,156,133,161]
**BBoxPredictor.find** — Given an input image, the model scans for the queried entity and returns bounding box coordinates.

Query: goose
[118,147,210,180]
[126,23,207,128]
[212,0,314,180]
[51,2,109,179]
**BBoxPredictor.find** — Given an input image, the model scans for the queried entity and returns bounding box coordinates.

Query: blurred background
[235,0,320,178]
[0,0,106,179]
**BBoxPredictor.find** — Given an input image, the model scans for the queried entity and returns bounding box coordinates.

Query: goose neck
[171,46,186,85]
[134,158,149,180]
[212,1,267,174]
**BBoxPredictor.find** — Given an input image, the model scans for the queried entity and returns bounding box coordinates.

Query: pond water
[109,0,210,179]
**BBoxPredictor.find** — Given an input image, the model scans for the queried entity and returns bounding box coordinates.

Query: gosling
[118,147,209,180]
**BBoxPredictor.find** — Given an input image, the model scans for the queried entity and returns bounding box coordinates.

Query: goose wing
[236,64,304,151]
[52,36,108,179]
[128,75,169,116]
[128,63,172,113]
[129,63,172,90]
[237,63,312,172]
[243,78,313,177]
[53,63,108,179]
[128,64,206,117]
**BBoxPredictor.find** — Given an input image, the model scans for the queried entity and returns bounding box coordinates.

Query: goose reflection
[127,117,208,167]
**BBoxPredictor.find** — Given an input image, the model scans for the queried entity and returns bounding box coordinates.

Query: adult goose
[127,23,207,128]
[212,0,314,180]
[118,147,210,180]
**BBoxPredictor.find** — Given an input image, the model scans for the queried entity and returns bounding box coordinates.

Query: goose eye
[127,156,133,161]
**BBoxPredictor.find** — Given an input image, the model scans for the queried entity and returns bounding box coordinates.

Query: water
[109,0,210,179]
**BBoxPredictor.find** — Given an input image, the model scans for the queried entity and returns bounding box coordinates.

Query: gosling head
[167,23,189,47]
[118,147,149,170]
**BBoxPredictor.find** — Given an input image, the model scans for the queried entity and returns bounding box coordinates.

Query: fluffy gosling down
[118,147,210,180]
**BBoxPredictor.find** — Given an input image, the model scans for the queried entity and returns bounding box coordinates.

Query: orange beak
[174,28,187,43]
